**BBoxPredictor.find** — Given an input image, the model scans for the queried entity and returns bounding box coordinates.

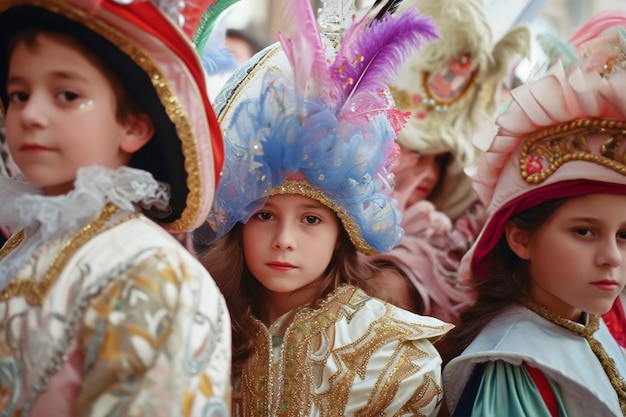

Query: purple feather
[329,8,439,121]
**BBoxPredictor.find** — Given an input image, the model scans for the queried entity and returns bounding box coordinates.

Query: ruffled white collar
[0,165,171,286]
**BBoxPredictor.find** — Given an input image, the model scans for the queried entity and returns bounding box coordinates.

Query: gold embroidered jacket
[233,285,452,417]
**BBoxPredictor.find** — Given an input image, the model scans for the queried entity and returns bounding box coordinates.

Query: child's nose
[19,94,48,127]
[597,237,624,268]
[272,222,296,250]
[423,164,439,184]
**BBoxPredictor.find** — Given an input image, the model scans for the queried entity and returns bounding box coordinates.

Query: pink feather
[277,0,438,130]
[568,9,626,49]
[278,0,330,99]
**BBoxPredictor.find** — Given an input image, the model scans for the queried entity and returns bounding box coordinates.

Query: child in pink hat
[439,15,626,417]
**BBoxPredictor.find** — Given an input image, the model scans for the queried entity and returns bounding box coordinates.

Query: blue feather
[202,46,238,75]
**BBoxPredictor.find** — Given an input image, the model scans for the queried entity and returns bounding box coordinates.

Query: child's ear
[120,113,154,153]
[505,221,531,260]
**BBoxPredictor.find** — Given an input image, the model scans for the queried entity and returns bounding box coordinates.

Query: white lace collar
[0,165,171,286]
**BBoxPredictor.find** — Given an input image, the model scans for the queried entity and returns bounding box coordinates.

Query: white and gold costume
[0,168,231,417]
[234,285,451,417]
[0,0,231,414]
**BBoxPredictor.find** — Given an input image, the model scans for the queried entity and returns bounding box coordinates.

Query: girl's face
[507,193,626,320]
[242,194,340,316]
[5,33,144,195]
[392,146,445,211]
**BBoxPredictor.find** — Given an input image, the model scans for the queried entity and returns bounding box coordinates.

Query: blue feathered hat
[195,0,439,254]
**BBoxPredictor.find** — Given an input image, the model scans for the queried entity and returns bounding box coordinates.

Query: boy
[0,1,231,416]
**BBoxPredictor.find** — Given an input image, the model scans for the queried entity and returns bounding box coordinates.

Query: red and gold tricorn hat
[0,0,224,232]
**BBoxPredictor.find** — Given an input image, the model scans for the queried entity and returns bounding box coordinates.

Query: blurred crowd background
[221,0,626,84]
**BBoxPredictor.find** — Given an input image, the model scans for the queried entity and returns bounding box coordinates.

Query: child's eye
[618,230,626,240]
[254,211,273,221]
[8,91,28,103]
[304,215,320,225]
[574,228,593,237]
[57,90,79,102]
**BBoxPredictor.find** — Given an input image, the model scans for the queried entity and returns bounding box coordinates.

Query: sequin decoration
[519,119,626,184]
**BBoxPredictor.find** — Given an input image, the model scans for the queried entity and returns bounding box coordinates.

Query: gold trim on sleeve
[0,203,138,306]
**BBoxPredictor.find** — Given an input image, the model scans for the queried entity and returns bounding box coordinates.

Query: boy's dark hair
[7,27,145,125]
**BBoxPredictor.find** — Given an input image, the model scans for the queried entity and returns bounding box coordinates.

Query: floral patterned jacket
[0,205,232,417]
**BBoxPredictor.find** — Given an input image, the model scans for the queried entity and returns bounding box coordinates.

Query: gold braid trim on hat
[520,119,626,184]
[270,180,375,255]
[522,298,626,415]
[388,69,479,117]
[419,69,479,110]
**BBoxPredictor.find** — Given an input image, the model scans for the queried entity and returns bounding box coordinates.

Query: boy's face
[5,33,133,195]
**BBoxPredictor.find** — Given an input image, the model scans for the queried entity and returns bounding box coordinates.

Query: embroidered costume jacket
[0,170,232,417]
[444,304,626,417]
[233,285,452,417]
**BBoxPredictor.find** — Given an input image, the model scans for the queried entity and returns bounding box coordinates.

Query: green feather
[192,0,241,53]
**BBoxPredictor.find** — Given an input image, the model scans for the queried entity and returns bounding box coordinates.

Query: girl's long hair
[436,198,568,365]
[201,221,382,375]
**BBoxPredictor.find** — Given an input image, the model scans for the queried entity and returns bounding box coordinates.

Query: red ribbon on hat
[95,0,224,187]
[77,0,219,38]
[47,0,215,129]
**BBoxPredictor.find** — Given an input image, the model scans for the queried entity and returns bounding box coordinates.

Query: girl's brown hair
[201,220,381,375]
[436,197,568,364]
